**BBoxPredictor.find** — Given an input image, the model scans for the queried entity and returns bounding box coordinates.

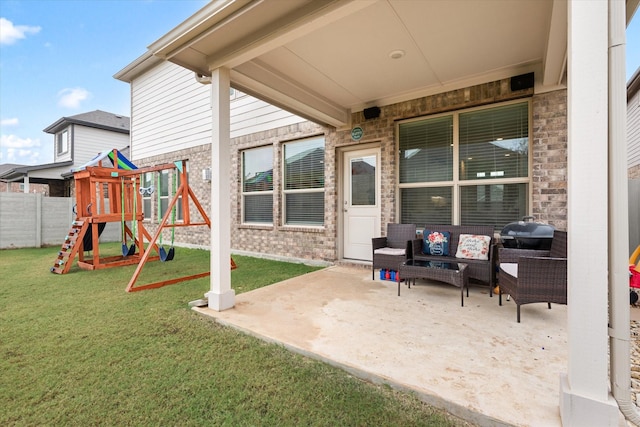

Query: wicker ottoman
[398,260,469,306]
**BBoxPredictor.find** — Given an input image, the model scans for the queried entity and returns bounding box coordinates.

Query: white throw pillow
[455,234,491,260]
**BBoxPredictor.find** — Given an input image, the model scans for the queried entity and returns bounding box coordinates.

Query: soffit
[150,0,560,127]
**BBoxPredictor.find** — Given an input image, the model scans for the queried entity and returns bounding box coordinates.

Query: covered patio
[143,0,639,424]
[195,266,573,426]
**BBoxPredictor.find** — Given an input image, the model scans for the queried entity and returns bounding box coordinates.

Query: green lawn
[0,244,469,426]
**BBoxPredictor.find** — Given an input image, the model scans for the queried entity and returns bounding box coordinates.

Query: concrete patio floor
[194,265,573,426]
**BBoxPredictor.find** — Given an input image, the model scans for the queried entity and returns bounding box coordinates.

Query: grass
[1,244,469,426]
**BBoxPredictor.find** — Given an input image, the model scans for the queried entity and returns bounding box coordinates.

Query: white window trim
[241,146,274,226]
[281,137,326,229]
[57,129,69,156]
[396,99,533,224]
[241,191,274,226]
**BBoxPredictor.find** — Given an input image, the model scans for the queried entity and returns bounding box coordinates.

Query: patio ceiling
[148,0,567,128]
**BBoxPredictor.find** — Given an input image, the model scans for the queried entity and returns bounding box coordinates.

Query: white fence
[0,193,121,249]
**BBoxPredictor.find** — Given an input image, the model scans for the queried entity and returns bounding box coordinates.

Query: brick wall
[133,79,568,263]
[231,121,334,261]
[532,90,568,231]
[332,77,565,235]
[134,144,213,248]
[0,182,49,195]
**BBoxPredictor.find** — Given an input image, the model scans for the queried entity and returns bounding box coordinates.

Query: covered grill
[500,216,555,250]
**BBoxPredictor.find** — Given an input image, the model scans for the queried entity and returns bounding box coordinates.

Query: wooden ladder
[50,220,89,274]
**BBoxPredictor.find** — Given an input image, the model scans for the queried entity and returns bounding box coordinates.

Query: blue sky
[0,0,208,166]
[1,1,639,167]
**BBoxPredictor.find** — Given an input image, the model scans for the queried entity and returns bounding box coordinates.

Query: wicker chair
[372,224,416,280]
[498,230,567,322]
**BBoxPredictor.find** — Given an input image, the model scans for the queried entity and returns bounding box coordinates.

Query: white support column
[205,67,235,311]
[23,175,29,193]
[560,1,619,425]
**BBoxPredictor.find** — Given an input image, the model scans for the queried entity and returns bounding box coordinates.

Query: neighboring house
[114,1,638,425]
[0,163,48,194]
[0,110,130,196]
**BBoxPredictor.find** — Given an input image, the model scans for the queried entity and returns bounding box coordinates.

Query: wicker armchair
[372,224,416,280]
[498,230,567,322]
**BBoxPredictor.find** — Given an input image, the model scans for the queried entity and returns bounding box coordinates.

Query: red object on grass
[631,265,640,289]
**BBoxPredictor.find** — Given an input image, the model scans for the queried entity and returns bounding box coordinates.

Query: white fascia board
[149,0,255,60]
[542,0,568,87]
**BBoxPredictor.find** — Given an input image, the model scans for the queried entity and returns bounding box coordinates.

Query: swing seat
[122,243,135,257]
[159,246,175,262]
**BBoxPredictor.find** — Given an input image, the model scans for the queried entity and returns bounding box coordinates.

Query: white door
[343,148,380,261]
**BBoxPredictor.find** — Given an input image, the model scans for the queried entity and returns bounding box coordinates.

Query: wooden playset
[50,148,235,292]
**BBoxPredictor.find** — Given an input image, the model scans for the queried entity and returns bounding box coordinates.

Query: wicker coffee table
[398,260,469,306]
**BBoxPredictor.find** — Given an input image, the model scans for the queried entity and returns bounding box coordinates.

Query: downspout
[195,72,212,85]
[608,0,640,424]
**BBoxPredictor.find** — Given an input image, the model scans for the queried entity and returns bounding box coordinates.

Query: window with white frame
[158,170,183,223]
[141,173,153,220]
[242,146,273,224]
[399,101,530,228]
[57,129,69,155]
[283,137,325,226]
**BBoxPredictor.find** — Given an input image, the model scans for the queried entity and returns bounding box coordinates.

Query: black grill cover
[500,216,555,250]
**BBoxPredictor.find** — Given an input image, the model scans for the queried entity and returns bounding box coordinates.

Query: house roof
[0,160,74,181]
[0,163,27,176]
[43,110,130,134]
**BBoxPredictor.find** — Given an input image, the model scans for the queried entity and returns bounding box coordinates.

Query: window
[57,129,69,155]
[242,146,273,224]
[158,170,183,223]
[141,173,153,220]
[283,137,325,226]
[399,101,530,228]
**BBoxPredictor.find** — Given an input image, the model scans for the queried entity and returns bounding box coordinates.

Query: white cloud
[0,134,42,164]
[57,87,91,109]
[0,117,19,126]
[0,133,40,149]
[0,17,41,45]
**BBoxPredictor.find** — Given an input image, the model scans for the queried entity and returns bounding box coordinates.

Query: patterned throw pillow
[455,234,491,260]
[423,230,450,256]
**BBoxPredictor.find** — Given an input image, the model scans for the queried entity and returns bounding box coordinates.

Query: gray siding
[129,61,306,160]
[629,89,640,169]
[72,125,129,165]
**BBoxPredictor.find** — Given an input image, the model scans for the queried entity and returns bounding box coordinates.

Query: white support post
[23,175,29,193]
[560,1,619,424]
[205,67,235,311]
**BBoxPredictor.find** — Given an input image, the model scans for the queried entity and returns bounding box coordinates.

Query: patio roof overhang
[146,0,568,128]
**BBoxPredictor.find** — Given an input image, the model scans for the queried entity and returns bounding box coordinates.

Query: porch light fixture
[202,168,212,182]
[389,49,405,59]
